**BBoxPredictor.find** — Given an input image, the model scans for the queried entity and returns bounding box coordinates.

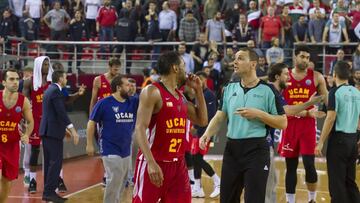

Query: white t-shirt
[10,0,24,17]
[26,0,41,19]
[85,0,101,19]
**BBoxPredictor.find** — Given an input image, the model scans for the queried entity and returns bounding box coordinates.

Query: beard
[279,81,287,90]
[120,90,129,99]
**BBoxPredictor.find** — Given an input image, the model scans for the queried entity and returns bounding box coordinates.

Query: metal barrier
[1,37,358,75]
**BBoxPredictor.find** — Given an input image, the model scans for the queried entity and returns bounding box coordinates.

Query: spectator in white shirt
[178,42,195,73]
[159,1,177,41]
[84,0,101,37]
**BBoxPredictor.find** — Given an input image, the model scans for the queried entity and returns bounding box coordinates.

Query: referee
[316,61,360,203]
[200,47,287,203]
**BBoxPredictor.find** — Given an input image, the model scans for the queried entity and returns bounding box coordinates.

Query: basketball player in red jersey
[133,51,208,203]
[278,46,328,203]
[89,58,121,113]
[0,68,34,203]
[22,56,52,193]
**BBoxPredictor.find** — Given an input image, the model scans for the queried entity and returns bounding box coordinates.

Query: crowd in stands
[1,0,360,88]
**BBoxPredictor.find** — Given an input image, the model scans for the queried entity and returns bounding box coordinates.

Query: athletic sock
[286,193,295,203]
[24,168,30,177]
[308,191,316,202]
[188,169,194,182]
[30,172,36,181]
[211,174,220,186]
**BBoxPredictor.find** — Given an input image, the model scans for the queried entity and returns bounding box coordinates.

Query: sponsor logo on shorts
[282,143,294,152]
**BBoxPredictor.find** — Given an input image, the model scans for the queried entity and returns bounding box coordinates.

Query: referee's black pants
[220,137,270,203]
[326,132,360,203]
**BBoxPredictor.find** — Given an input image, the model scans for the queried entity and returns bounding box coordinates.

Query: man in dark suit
[40,70,79,203]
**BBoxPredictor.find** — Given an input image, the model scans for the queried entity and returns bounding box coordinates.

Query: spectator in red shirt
[259,6,284,48]
[96,0,118,58]
[347,3,360,41]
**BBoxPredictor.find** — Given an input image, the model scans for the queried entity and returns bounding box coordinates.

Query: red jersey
[30,80,49,120]
[0,91,25,144]
[259,15,282,42]
[97,74,112,100]
[137,82,188,162]
[283,68,317,118]
[96,6,118,27]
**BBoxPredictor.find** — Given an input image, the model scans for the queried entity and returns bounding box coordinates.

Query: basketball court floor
[5,155,360,203]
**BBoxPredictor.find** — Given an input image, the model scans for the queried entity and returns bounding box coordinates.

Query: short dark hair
[52,62,64,71]
[157,51,182,76]
[111,75,127,93]
[52,70,65,83]
[195,71,208,78]
[294,45,310,56]
[334,61,351,80]
[109,57,121,67]
[268,63,288,82]
[239,47,258,61]
[2,68,19,81]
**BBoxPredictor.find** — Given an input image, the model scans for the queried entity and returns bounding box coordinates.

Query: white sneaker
[209,185,220,198]
[192,187,205,198]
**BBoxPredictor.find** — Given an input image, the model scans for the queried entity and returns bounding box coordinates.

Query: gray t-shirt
[266,47,284,65]
[44,9,70,31]
[206,19,225,42]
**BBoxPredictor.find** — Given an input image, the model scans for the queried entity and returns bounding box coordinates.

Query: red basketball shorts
[278,117,317,158]
[0,142,20,180]
[191,137,210,155]
[29,116,41,146]
[133,157,191,203]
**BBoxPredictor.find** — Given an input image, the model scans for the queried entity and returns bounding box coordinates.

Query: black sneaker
[57,177,67,193]
[309,200,316,203]
[28,178,37,194]
[102,177,106,187]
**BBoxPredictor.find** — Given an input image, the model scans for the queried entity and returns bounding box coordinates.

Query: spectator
[203,52,221,73]
[308,9,326,43]
[261,0,283,16]
[221,47,235,82]
[259,7,284,48]
[266,37,284,65]
[178,42,195,73]
[43,1,71,41]
[204,0,219,20]
[308,0,326,19]
[128,0,141,41]
[159,1,177,41]
[68,10,87,74]
[64,0,83,18]
[206,40,220,59]
[8,0,24,36]
[191,33,209,72]
[256,56,268,81]
[22,12,36,41]
[0,8,14,55]
[247,0,262,40]
[145,1,162,67]
[203,66,215,91]
[329,49,345,75]
[205,11,226,43]
[289,0,305,22]
[179,10,200,42]
[280,6,293,48]
[96,0,117,58]
[203,65,218,91]
[332,0,348,21]
[232,14,253,43]
[292,15,308,42]
[180,0,201,24]
[24,0,42,39]
[84,0,101,37]
[323,12,349,53]
[347,3,360,42]
[247,39,264,57]
[353,43,360,71]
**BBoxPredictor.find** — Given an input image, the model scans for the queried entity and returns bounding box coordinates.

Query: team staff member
[278,46,328,203]
[316,61,360,203]
[267,63,324,203]
[133,51,208,203]
[40,70,79,203]
[200,48,287,203]
[87,75,139,203]
[0,69,34,203]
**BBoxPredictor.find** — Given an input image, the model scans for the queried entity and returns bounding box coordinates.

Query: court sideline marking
[64,183,102,198]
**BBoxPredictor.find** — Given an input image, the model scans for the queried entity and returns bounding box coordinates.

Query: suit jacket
[40,83,71,140]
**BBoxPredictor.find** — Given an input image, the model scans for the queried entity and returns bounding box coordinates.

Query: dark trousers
[42,136,63,196]
[326,132,360,203]
[220,138,270,203]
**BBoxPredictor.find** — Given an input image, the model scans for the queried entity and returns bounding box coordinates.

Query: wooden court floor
[5,156,360,203]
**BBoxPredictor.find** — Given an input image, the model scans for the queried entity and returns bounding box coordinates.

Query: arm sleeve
[52,90,72,126]
[219,86,227,112]
[89,100,104,123]
[269,87,285,115]
[327,87,337,111]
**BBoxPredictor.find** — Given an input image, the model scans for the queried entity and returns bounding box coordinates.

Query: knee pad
[29,145,40,166]
[303,155,317,183]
